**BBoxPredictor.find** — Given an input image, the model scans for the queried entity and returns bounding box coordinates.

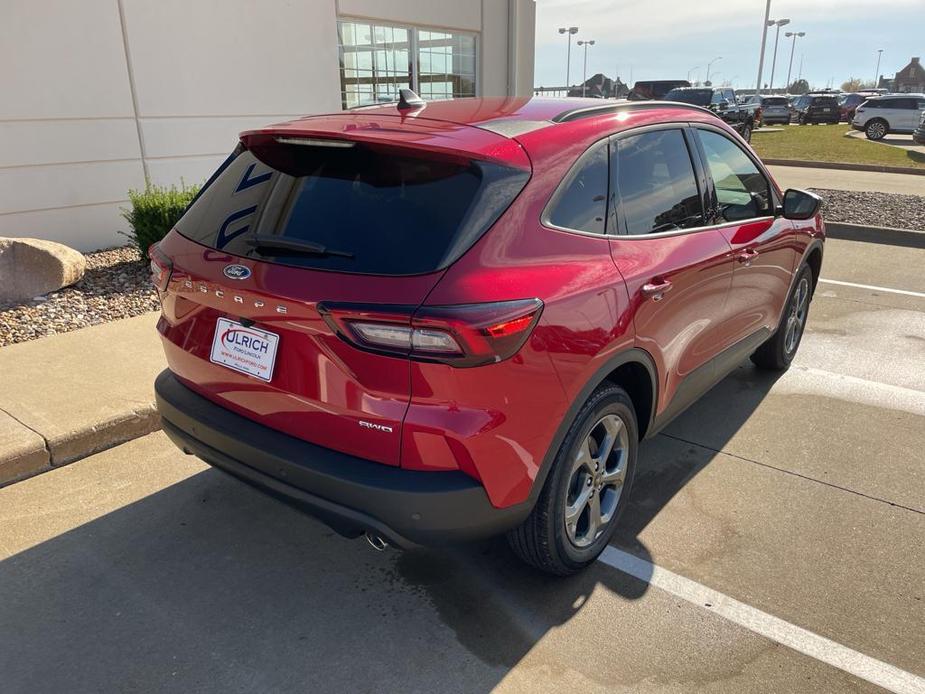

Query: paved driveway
[846,129,925,155]
[1,237,923,693]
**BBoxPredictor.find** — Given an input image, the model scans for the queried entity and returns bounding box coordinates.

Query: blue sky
[534,0,924,91]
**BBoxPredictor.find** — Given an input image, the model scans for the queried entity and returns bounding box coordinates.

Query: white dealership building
[1,0,536,250]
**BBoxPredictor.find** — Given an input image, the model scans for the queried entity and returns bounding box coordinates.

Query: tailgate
[153,117,529,466]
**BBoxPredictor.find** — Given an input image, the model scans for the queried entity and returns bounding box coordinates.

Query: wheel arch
[527,348,659,507]
[805,243,823,292]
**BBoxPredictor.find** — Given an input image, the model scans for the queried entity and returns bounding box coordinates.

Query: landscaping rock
[0,238,87,304]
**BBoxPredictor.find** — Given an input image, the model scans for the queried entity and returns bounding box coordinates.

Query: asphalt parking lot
[1,235,923,693]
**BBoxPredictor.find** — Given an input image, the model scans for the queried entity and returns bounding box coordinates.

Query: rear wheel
[741,122,753,143]
[751,264,813,371]
[865,119,888,140]
[507,384,637,575]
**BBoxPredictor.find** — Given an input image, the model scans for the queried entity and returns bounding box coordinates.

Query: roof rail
[552,100,715,123]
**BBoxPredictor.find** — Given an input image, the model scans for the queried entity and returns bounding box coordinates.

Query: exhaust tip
[364,532,389,552]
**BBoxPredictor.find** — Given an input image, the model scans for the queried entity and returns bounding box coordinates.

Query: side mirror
[782,188,821,220]
[718,100,729,111]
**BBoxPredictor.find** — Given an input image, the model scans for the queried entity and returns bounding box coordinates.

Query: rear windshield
[762,97,789,106]
[811,96,838,106]
[664,89,712,106]
[175,139,529,275]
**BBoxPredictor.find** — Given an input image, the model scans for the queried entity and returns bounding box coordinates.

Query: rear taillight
[147,243,172,291]
[319,299,543,368]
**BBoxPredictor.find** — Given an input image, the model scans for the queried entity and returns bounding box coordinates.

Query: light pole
[688,65,700,82]
[784,31,805,92]
[706,56,722,84]
[558,26,579,94]
[768,18,790,91]
[577,40,595,96]
[874,49,884,88]
[755,0,773,95]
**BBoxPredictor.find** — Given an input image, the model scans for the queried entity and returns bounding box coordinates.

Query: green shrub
[121,182,200,257]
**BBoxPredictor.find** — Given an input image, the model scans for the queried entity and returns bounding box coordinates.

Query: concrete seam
[657,431,925,515]
[0,404,50,457]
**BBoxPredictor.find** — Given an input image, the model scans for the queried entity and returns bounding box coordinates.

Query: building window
[337,19,476,109]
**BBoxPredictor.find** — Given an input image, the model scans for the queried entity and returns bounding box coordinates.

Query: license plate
[210,318,279,382]
[822,108,831,112]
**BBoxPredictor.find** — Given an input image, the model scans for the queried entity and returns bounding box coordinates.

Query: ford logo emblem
[223,264,251,280]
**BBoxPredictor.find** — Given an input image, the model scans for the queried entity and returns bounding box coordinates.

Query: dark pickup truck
[664,87,758,142]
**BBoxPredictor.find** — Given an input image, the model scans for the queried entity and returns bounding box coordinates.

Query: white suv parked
[852,94,925,140]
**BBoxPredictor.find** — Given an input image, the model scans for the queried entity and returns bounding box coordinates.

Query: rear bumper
[155,370,531,548]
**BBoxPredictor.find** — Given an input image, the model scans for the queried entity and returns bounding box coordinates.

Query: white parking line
[819,278,925,299]
[600,547,925,694]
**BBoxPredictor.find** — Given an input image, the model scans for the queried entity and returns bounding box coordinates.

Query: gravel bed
[809,188,925,230]
[0,246,158,347]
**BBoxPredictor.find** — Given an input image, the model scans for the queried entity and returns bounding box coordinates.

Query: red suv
[153,94,824,575]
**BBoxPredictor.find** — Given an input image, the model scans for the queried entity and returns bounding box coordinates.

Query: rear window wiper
[246,235,354,258]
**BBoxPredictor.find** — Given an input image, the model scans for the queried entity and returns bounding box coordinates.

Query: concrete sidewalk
[0,313,164,486]
[767,164,925,195]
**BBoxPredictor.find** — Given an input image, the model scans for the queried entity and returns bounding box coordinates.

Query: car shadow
[0,365,784,692]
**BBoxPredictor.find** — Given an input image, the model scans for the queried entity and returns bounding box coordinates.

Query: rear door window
[696,129,771,223]
[613,129,703,235]
[545,141,609,235]
[175,141,529,276]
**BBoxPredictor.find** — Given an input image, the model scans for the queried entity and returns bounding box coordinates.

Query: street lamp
[558,26,579,94]
[755,0,773,95]
[577,39,596,96]
[784,31,805,92]
[874,49,884,88]
[706,56,722,84]
[768,18,791,91]
[688,65,700,82]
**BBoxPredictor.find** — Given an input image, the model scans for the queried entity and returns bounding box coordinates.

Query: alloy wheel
[784,277,810,355]
[867,121,886,139]
[563,414,629,548]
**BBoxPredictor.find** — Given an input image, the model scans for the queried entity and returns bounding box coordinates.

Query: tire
[507,383,638,576]
[865,119,888,140]
[741,122,752,143]
[798,114,807,125]
[751,264,813,371]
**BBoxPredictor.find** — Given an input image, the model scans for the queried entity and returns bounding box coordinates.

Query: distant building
[878,57,925,93]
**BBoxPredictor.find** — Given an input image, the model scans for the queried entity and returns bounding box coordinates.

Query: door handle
[641,280,672,301]
[737,249,759,266]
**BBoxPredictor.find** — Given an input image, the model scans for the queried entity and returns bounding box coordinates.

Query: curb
[0,312,165,488]
[762,158,925,176]
[0,406,162,488]
[825,221,925,249]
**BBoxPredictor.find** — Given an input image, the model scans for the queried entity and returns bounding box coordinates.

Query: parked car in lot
[151,94,825,575]
[914,110,925,145]
[627,79,691,101]
[852,94,925,139]
[791,93,841,124]
[838,93,867,122]
[753,95,792,125]
[664,86,758,141]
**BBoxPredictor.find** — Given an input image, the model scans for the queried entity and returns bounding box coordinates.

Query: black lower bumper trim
[155,370,530,547]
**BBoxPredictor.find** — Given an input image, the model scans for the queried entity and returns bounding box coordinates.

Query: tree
[841,77,875,92]
[788,79,809,94]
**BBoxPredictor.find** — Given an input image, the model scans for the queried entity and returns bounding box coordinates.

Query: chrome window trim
[615,216,775,240]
